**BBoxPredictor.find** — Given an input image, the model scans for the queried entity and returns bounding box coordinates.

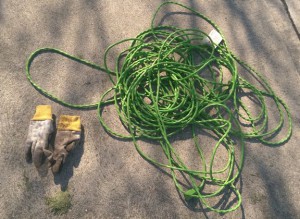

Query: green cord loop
[25,1,292,213]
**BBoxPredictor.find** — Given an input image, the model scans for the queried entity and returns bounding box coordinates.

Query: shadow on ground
[0,0,299,218]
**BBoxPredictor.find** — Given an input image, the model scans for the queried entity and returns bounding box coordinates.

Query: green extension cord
[25,2,292,213]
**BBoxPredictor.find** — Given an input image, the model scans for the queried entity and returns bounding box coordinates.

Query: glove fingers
[51,156,63,174]
[33,147,44,168]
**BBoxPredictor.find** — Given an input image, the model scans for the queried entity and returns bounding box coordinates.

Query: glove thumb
[25,141,33,162]
[43,149,53,158]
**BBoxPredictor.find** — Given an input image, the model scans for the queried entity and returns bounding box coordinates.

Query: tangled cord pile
[26,2,292,213]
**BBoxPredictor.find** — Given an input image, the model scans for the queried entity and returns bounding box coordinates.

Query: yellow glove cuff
[32,105,52,121]
[57,115,81,131]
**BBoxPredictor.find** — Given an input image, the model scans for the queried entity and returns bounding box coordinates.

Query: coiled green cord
[25,2,292,213]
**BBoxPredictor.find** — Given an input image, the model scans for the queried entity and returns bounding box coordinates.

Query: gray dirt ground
[0,0,299,218]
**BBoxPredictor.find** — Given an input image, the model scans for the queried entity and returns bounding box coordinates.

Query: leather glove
[25,105,54,168]
[44,115,81,174]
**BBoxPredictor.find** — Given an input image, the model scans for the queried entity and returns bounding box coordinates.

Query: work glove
[25,105,54,168]
[44,115,81,174]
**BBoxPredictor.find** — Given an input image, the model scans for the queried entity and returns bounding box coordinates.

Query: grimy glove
[44,115,81,174]
[25,105,54,168]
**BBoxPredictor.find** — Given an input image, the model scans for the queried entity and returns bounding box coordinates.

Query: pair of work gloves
[25,105,81,174]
